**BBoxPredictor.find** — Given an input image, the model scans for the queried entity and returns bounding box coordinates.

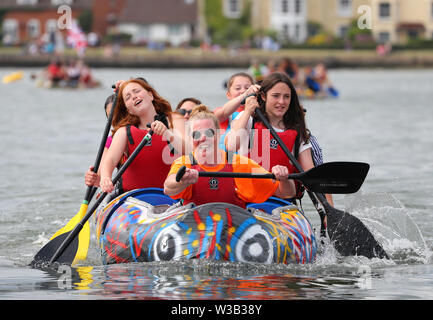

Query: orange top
[168,150,279,203]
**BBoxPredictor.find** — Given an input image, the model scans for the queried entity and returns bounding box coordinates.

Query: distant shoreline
[1,48,433,68]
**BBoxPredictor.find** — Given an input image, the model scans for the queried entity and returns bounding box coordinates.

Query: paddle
[175,161,369,195]
[44,89,119,266]
[254,108,388,259]
[31,129,154,266]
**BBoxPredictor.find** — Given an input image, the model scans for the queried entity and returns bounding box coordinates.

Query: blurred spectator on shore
[376,41,392,56]
[200,41,211,51]
[26,41,39,56]
[103,44,113,57]
[44,32,56,55]
[87,32,100,47]
[54,31,65,55]
[261,36,280,51]
[3,34,13,46]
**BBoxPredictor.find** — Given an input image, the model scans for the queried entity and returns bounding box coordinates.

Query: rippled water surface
[1,67,432,300]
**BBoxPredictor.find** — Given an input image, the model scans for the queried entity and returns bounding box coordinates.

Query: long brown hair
[112,78,172,134]
[255,72,309,143]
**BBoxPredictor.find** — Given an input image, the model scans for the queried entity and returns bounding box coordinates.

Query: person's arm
[84,146,110,187]
[99,127,128,193]
[225,95,258,152]
[84,166,100,187]
[298,147,315,172]
[271,165,297,199]
[164,168,198,197]
[308,135,334,206]
[213,84,260,123]
[298,146,333,204]
[165,112,191,155]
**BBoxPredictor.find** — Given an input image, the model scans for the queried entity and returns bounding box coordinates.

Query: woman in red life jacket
[95,78,186,195]
[226,72,315,200]
[164,105,296,208]
[85,79,151,188]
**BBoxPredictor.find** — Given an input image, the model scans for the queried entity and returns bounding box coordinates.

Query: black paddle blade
[326,206,389,259]
[30,232,79,267]
[298,162,370,194]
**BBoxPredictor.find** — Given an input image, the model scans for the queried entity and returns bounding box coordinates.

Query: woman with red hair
[87,78,186,195]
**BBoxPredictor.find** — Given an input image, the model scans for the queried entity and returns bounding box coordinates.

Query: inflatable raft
[95,188,317,265]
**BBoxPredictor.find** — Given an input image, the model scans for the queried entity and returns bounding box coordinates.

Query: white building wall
[118,23,191,47]
[270,0,307,43]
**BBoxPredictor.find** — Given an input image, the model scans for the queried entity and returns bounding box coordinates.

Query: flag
[67,21,87,56]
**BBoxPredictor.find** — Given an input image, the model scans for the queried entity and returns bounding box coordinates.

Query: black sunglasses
[176,109,192,116]
[192,129,215,140]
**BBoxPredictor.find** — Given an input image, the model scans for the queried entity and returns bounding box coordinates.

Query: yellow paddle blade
[75,266,94,290]
[50,203,88,240]
[48,202,90,265]
[73,220,90,265]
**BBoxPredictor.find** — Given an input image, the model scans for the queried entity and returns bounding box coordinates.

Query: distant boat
[2,71,24,84]
[34,78,101,89]
[31,72,101,89]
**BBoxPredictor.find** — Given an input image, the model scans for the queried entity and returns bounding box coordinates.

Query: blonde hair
[188,104,220,130]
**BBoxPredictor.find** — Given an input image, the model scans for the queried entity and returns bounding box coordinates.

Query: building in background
[0,0,92,46]
[91,0,127,38]
[269,0,307,43]
[307,0,433,44]
[0,0,203,47]
[1,0,433,47]
[370,0,433,44]
[227,0,308,44]
[116,0,201,47]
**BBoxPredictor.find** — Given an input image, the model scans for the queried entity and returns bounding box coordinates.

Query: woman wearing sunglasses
[175,97,202,120]
[164,105,296,208]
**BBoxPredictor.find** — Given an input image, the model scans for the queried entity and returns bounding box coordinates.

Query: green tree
[347,19,373,42]
[0,9,9,43]
[78,10,93,33]
[204,0,252,46]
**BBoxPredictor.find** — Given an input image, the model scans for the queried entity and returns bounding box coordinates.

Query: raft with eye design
[94,188,317,265]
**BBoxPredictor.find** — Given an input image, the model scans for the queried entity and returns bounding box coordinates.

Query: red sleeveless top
[248,121,297,173]
[182,153,246,208]
[121,125,172,192]
[249,121,306,199]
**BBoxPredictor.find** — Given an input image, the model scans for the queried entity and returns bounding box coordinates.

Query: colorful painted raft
[95,188,317,265]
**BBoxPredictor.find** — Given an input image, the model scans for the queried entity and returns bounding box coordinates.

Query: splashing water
[343,192,430,264]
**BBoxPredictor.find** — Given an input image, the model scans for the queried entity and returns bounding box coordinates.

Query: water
[1,67,433,301]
